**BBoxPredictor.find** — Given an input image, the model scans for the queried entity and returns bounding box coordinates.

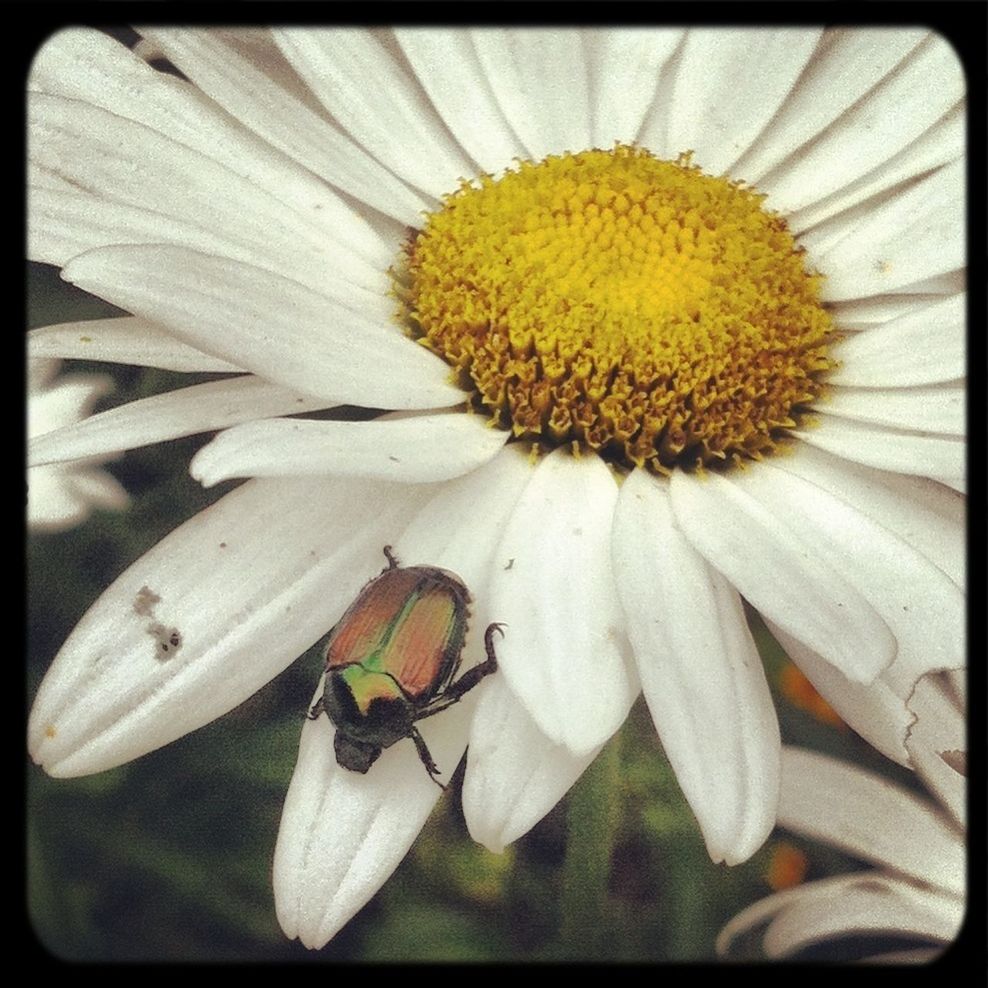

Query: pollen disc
[400,146,834,472]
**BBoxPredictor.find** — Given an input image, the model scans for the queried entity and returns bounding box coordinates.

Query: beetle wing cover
[326,565,469,701]
[388,574,468,698]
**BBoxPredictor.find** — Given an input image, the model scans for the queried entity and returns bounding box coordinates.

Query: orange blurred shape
[766,841,809,891]
[780,661,846,729]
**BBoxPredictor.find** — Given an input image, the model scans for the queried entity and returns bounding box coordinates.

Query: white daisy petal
[585,28,684,148]
[274,674,462,950]
[28,477,431,777]
[731,28,927,185]
[463,677,598,854]
[805,158,965,301]
[830,293,955,333]
[395,28,527,175]
[767,621,912,766]
[28,318,244,373]
[190,413,506,487]
[273,28,473,200]
[30,185,251,273]
[28,372,110,433]
[730,459,964,686]
[794,416,964,485]
[64,468,131,511]
[827,294,965,388]
[718,873,959,958]
[716,873,864,956]
[470,29,592,160]
[669,469,895,683]
[29,28,394,273]
[392,443,533,593]
[275,453,536,946]
[771,444,965,594]
[386,446,533,794]
[906,670,966,828]
[28,465,92,531]
[612,469,779,865]
[778,748,964,896]
[30,463,130,533]
[28,93,387,297]
[787,100,965,234]
[764,879,962,958]
[488,449,636,755]
[667,29,822,176]
[61,245,464,410]
[135,28,432,227]
[820,383,964,435]
[756,33,963,215]
[29,376,334,467]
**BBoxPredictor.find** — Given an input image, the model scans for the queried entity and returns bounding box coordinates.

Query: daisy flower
[27,357,129,531]
[718,670,966,962]
[27,27,966,950]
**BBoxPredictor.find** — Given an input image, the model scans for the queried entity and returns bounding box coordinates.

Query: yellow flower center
[399,145,834,472]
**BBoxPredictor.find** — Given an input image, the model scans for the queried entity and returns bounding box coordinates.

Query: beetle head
[333,732,382,774]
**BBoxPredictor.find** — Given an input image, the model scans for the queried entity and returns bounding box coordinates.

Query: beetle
[307,546,502,788]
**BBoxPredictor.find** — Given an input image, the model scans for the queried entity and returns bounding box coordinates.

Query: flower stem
[559,732,621,959]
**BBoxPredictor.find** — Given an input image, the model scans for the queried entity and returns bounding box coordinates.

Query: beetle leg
[414,622,504,721]
[409,726,446,790]
[382,545,401,571]
[306,696,326,721]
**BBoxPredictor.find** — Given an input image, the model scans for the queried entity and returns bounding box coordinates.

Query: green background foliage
[27,262,921,962]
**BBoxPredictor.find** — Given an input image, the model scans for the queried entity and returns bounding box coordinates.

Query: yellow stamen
[398,145,834,472]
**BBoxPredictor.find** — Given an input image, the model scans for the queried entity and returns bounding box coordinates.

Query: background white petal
[30,376,334,467]
[463,677,599,854]
[28,477,431,777]
[61,245,464,410]
[612,470,779,865]
[778,748,963,896]
[762,878,962,958]
[669,469,895,683]
[488,450,636,755]
[906,670,966,828]
[190,413,505,487]
[767,622,913,766]
[29,462,129,532]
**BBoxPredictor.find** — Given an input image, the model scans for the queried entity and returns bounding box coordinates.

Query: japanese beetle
[308,546,502,787]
